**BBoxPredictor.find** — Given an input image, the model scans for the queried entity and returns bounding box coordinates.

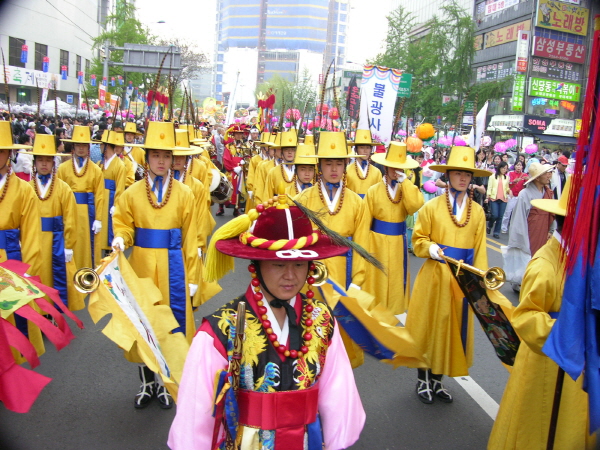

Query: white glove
[110,206,115,215]
[247,190,253,199]
[239,159,246,165]
[64,248,73,263]
[233,166,242,175]
[197,248,203,259]
[23,273,32,278]
[92,220,102,234]
[395,171,407,183]
[429,243,444,261]
[348,283,362,291]
[112,236,125,251]
[189,284,198,297]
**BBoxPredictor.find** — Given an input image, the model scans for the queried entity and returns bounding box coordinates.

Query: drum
[209,169,233,204]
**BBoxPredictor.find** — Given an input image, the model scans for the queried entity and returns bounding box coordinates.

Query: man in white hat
[504,162,555,292]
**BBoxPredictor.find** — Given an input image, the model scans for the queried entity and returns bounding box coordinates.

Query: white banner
[467,101,489,150]
[2,64,61,90]
[358,65,402,147]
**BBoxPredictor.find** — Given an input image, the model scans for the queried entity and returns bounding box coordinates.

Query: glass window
[9,37,25,68]
[338,35,345,44]
[60,50,69,75]
[76,55,82,74]
[339,13,347,23]
[339,24,346,33]
[85,59,90,79]
[35,43,48,71]
[341,2,348,11]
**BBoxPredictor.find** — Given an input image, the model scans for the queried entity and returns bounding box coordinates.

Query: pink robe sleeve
[168,330,228,450]
[318,324,366,450]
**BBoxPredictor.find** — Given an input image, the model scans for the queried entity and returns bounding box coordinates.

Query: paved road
[0,207,519,450]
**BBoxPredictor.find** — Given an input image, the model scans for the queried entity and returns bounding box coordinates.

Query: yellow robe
[112,179,198,342]
[254,160,277,204]
[285,179,312,198]
[488,237,597,450]
[121,155,136,188]
[405,194,487,376]
[98,156,126,251]
[124,145,145,166]
[294,182,367,289]
[29,176,85,311]
[57,158,104,268]
[245,154,264,211]
[265,163,296,199]
[345,161,382,199]
[1,172,44,360]
[179,175,220,307]
[355,179,424,315]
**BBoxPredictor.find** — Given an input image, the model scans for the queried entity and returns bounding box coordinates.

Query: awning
[535,134,577,145]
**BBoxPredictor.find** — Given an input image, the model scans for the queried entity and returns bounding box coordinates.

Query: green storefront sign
[397,73,413,98]
[512,74,526,112]
[528,77,581,102]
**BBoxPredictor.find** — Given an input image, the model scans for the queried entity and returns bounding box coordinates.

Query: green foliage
[255,68,317,119]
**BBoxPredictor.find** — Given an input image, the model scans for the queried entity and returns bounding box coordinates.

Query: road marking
[396,313,500,420]
[487,237,503,246]
[487,244,501,253]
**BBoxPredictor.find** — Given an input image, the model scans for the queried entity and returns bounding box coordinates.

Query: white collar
[553,230,564,248]
[147,171,170,204]
[35,173,53,198]
[74,156,88,173]
[282,164,295,181]
[356,159,369,177]
[386,178,399,199]
[0,171,8,191]
[448,190,467,220]
[261,290,297,346]
[103,153,117,170]
[320,179,343,213]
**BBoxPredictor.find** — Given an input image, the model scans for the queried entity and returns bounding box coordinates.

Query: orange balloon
[406,136,423,153]
[416,123,435,140]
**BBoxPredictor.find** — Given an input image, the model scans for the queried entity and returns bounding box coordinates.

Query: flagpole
[547,367,565,450]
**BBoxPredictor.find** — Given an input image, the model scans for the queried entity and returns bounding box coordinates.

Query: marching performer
[285,138,317,197]
[356,142,424,315]
[111,121,198,409]
[0,121,44,358]
[169,197,365,450]
[489,177,597,449]
[219,124,247,217]
[252,131,279,205]
[245,131,271,211]
[123,121,146,181]
[24,134,84,310]
[405,146,491,404]
[264,130,298,198]
[294,131,367,291]
[98,130,127,255]
[346,129,383,198]
[58,125,104,268]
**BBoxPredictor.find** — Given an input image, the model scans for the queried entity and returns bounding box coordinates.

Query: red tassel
[147,90,155,106]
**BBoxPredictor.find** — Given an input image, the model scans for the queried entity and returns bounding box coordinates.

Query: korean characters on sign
[528,78,581,102]
[536,0,589,37]
[533,37,586,64]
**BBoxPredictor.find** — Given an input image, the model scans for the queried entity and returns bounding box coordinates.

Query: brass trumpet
[311,261,329,286]
[73,267,100,293]
[440,253,506,290]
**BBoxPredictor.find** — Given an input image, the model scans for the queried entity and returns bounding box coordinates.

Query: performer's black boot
[134,365,155,409]
[233,208,240,217]
[216,204,224,216]
[416,369,434,404]
[155,381,173,410]
[431,373,453,403]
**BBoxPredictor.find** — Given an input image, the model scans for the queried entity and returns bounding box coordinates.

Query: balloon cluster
[494,141,507,153]
[525,143,538,155]
[504,138,517,152]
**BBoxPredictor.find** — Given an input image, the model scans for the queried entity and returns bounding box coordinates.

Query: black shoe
[216,206,224,216]
[135,365,155,409]
[156,385,173,409]
[493,233,500,239]
[233,208,240,217]
[486,226,491,235]
[416,369,434,404]
[432,378,453,403]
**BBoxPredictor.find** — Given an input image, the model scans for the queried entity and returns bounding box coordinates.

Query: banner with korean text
[536,0,589,37]
[358,65,402,147]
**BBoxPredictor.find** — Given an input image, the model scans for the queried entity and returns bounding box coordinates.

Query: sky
[135,0,393,66]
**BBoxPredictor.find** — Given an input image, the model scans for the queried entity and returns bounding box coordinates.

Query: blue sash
[74,192,96,265]
[134,227,186,335]
[0,228,22,261]
[371,219,408,293]
[344,236,353,290]
[549,312,559,319]
[0,228,27,336]
[41,216,68,307]
[436,245,475,354]
[104,179,116,246]
[357,193,365,199]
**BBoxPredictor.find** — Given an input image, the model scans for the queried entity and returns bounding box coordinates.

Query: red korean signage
[533,36,586,64]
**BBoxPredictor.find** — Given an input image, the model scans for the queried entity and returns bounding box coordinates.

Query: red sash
[237,384,319,450]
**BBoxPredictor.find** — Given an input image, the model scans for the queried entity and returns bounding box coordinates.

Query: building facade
[474,0,597,148]
[0,0,104,106]
[213,0,349,106]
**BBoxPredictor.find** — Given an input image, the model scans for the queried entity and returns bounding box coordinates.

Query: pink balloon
[423,180,437,194]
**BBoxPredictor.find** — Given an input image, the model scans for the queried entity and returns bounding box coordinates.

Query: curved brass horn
[441,254,506,291]
[73,267,100,293]
[311,261,329,286]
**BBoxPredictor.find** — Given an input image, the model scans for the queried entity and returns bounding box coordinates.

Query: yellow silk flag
[87,252,190,401]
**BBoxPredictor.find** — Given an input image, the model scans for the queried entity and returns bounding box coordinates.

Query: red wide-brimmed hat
[205,195,350,281]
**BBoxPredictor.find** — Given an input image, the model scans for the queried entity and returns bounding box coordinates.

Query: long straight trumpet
[439,253,506,291]
[73,251,118,293]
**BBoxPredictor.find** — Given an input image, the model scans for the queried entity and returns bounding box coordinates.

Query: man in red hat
[219,124,248,217]
[169,195,365,450]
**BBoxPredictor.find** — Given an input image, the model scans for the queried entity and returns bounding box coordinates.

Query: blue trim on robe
[357,193,365,199]
[74,192,96,265]
[306,413,323,450]
[371,219,408,292]
[104,179,116,247]
[322,279,396,360]
[134,227,187,335]
[344,236,353,290]
[41,216,68,306]
[436,245,475,355]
